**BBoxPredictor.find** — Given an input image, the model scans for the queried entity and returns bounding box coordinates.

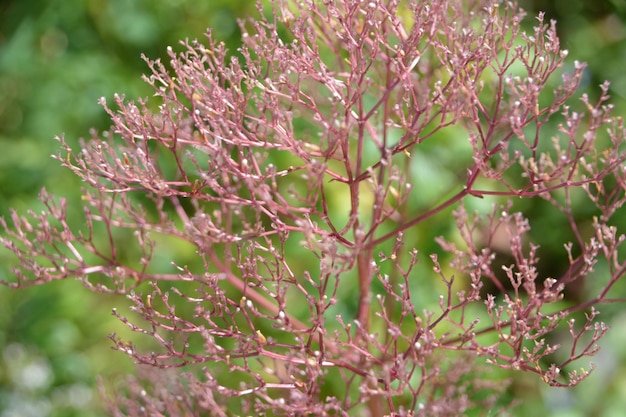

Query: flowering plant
[3,0,626,415]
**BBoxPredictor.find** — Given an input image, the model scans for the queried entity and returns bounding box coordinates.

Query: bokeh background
[1,0,626,415]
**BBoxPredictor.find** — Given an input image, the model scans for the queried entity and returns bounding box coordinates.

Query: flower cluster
[3,0,626,415]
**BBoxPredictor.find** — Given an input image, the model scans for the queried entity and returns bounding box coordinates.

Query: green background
[1,0,626,415]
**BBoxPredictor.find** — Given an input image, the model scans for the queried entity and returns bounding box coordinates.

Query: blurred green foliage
[1,0,626,415]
